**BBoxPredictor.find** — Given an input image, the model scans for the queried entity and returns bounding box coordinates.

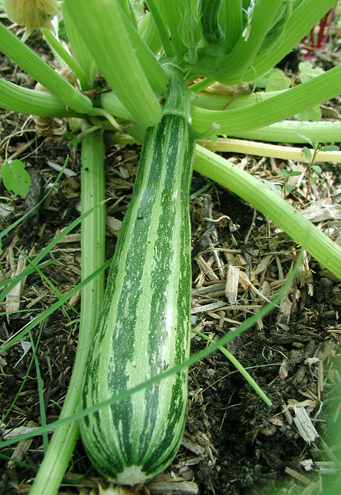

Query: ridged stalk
[191,64,341,134]
[229,120,341,144]
[29,129,106,495]
[41,27,91,91]
[116,0,138,29]
[220,0,336,84]
[65,0,163,127]
[0,77,83,117]
[219,0,243,51]
[100,91,134,121]
[138,11,163,55]
[62,3,96,84]
[197,138,341,162]
[194,145,341,279]
[145,0,174,57]
[0,22,92,114]
[158,0,188,62]
[215,0,283,79]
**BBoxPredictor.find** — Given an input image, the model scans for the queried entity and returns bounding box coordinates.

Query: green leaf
[297,134,314,147]
[302,146,312,161]
[289,171,303,177]
[265,69,292,92]
[278,169,289,178]
[311,165,322,174]
[296,105,322,122]
[298,61,325,83]
[285,184,295,192]
[1,160,31,198]
[321,145,340,152]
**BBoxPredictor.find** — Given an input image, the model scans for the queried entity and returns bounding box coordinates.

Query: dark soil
[1,20,341,495]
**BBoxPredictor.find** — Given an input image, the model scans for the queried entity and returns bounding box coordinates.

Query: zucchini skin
[79,112,195,485]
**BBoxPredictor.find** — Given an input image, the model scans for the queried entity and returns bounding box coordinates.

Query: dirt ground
[1,21,341,495]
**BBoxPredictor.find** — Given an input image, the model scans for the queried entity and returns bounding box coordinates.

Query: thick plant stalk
[61,3,96,84]
[198,138,341,163]
[0,22,92,114]
[65,0,163,127]
[224,0,336,84]
[191,64,341,135]
[216,0,283,78]
[194,144,341,279]
[29,130,106,495]
[0,77,83,117]
[228,120,341,144]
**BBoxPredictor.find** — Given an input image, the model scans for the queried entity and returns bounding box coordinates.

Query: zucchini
[79,78,195,485]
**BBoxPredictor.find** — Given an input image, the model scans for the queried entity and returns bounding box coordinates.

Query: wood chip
[292,405,319,444]
[225,265,239,304]
[285,467,310,485]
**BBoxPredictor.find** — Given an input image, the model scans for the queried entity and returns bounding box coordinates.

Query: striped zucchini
[79,78,195,485]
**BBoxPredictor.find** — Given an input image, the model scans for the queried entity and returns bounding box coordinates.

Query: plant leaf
[0,160,31,198]
[298,61,325,83]
[302,146,312,160]
[296,105,322,122]
[311,165,322,174]
[321,145,340,152]
[297,134,314,147]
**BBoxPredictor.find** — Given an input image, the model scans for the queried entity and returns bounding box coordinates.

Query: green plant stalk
[145,0,174,57]
[221,0,336,84]
[0,22,92,114]
[114,3,169,95]
[158,0,187,62]
[65,0,163,127]
[197,137,341,162]
[214,0,283,78]
[192,329,272,406]
[116,0,137,29]
[229,120,341,143]
[138,11,162,55]
[0,77,83,117]
[190,90,286,111]
[29,129,106,495]
[41,28,91,91]
[191,64,341,134]
[194,144,341,279]
[189,77,217,92]
[62,3,96,84]
[219,0,243,50]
